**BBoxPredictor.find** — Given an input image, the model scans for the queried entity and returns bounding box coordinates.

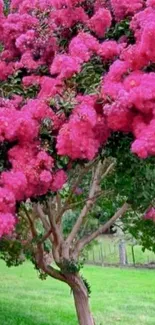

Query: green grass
[0,261,155,325]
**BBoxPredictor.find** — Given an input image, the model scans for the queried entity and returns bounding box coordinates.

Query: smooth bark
[73,288,95,325]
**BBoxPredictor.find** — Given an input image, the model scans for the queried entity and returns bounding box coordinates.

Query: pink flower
[131,119,155,158]
[69,32,99,63]
[0,0,3,16]
[37,77,63,100]
[15,29,35,53]
[131,140,148,158]
[147,0,155,7]
[88,8,112,38]
[0,61,14,81]
[35,151,54,170]
[50,55,81,80]
[50,7,88,28]
[144,208,155,221]
[40,170,53,184]
[111,0,144,21]
[0,213,16,238]
[51,170,67,191]
[16,51,42,70]
[1,171,28,201]
[23,75,42,87]
[104,100,134,132]
[0,188,16,214]
[98,41,125,60]
[57,101,107,160]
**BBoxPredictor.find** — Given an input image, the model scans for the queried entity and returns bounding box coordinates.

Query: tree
[0,0,155,324]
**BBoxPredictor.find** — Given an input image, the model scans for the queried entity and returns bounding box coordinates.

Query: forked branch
[75,202,130,254]
[65,160,115,245]
[65,161,103,245]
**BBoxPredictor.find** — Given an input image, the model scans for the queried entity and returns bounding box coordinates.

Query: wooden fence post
[131,245,136,266]
[100,243,104,266]
[119,239,126,266]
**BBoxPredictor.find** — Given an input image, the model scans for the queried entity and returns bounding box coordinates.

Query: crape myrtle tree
[0,0,155,324]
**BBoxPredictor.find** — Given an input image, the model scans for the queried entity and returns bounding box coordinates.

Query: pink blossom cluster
[88,8,112,38]
[144,207,155,222]
[110,0,144,21]
[101,4,155,159]
[0,95,67,236]
[57,95,109,159]
[0,0,155,236]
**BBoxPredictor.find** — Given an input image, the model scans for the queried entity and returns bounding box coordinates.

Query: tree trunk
[73,288,95,325]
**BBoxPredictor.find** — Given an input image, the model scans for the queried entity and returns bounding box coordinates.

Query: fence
[85,236,155,267]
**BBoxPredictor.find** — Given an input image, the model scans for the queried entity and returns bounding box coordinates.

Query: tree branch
[56,193,62,219]
[23,206,37,238]
[101,161,115,179]
[65,161,103,245]
[55,160,99,225]
[35,201,64,269]
[23,205,67,283]
[35,203,54,243]
[43,264,67,283]
[23,207,47,268]
[47,199,63,246]
[75,202,130,254]
[66,190,112,211]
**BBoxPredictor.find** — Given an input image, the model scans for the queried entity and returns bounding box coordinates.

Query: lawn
[0,261,155,325]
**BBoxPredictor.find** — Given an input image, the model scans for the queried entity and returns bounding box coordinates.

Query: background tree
[0,0,155,324]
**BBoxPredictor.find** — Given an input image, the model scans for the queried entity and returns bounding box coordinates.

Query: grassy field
[0,261,155,325]
[86,235,155,265]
